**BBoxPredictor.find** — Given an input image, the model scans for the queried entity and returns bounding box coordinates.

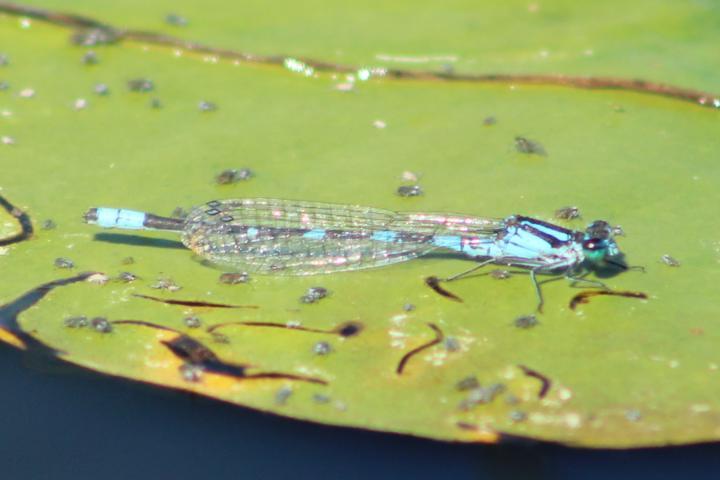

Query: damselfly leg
[442,259,496,282]
[565,273,609,290]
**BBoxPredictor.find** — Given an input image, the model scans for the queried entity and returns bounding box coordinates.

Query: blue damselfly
[84,198,627,310]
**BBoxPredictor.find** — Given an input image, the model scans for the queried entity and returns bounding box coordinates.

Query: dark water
[2,347,719,480]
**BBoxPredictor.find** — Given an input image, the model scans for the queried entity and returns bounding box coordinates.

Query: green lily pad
[1,0,719,448]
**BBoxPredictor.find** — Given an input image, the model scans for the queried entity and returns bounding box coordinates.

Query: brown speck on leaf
[661,254,680,267]
[514,136,546,156]
[313,393,331,404]
[183,315,202,328]
[127,78,154,92]
[91,316,112,333]
[215,168,253,184]
[300,286,329,304]
[64,316,89,328]
[41,219,57,230]
[54,257,75,269]
[150,277,181,291]
[489,269,511,280]
[397,185,423,197]
[456,376,480,391]
[554,206,581,220]
[219,272,250,284]
[514,314,538,329]
[180,363,204,382]
[312,341,332,355]
[275,386,293,405]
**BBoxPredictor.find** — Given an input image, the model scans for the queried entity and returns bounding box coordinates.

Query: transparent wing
[181,198,442,275]
[392,211,505,236]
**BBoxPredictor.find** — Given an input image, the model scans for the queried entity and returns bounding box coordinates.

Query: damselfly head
[582,220,620,263]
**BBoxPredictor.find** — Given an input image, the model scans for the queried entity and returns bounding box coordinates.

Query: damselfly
[84,198,627,311]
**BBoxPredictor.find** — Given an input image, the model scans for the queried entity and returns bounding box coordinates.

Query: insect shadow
[93,233,185,250]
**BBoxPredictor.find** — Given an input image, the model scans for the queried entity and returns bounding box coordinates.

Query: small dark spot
[456,422,478,431]
[82,51,99,65]
[220,215,234,223]
[403,303,415,312]
[514,136,546,156]
[150,277,181,291]
[165,13,189,27]
[91,317,112,333]
[198,100,217,112]
[219,272,250,284]
[312,341,332,355]
[70,28,118,46]
[121,256,135,265]
[313,393,331,404]
[54,257,75,269]
[444,337,461,352]
[489,269,511,280]
[483,116,496,126]
[458,383,506,410]
[149,98,162,109]
[179,363,204,382]
[205,208,220,216]
[41,219,57,230]
[127,78,154,92]
[397,185,423,197]
[300,286,329,304]
[207,200,222,208]
[94,83,110,96]
[456,376,480,391]
[336,321,363,337]
[509,410,527,422]
[183,315,202,328]
[514,314,538,329]
[275,386,293,405]
[211,332,229,344]
[0,54,8,67]
[554,206,581,220]
[117,271,138,283]
[64,316,88,328]
[215,168,253,184]
[0,80,9,90]
[625,409,642,422]
[661,254,680,267]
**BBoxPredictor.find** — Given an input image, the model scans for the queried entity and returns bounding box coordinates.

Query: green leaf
[1,0,719,448]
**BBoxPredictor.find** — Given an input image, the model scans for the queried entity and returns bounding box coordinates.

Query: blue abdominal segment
[95,208,147,230]
[371,230,398,242]
[302,228,327,240]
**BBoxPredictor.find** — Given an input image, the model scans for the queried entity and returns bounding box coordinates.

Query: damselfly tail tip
[83,208,98,224]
